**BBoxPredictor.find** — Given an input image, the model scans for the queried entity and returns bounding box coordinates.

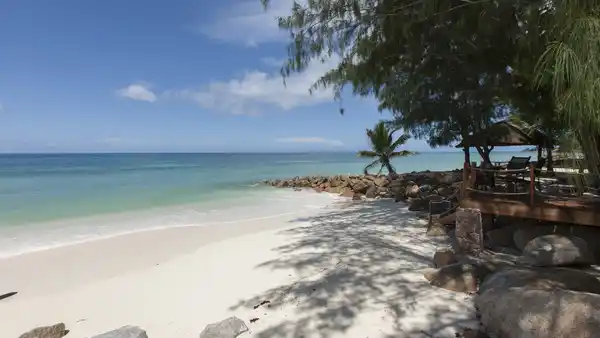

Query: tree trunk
[382,158,395,175]
[463,147,471,165]
[577,132,600,187]
[475,145,493,165]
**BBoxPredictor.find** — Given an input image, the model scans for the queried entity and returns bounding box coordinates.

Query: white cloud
[198,0,294,46]
[276,137,344,147]
[167,58,337,115]
[116,83,157,102]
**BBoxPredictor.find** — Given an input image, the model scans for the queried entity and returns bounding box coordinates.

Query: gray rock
[523,234,593,267]
[423,263,486,293]
[405,183,420,198]
[432,249,457,268]
[200,317,249,338]
[477,287,600,338]
[513,226,553,251]
[92,326,148,338]
[373,177,389,187]
[350,180,370,194]
[426,222,448,237]
[365,185,378,198]
[19,323,69,338]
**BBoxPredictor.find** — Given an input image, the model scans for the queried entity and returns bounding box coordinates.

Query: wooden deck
[460,192,600,226]
[460,163,600,226]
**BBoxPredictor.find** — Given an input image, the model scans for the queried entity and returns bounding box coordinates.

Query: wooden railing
[462,163,535,203]
[461,162,600,206]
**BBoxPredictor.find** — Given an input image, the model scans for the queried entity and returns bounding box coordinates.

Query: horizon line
[0,149,533,155]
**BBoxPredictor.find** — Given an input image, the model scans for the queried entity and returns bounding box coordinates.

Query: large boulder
[200,317,249,338]
[365,185,378,198]
[405,183,420,198]
[436,172,461,185]
[477,266,600,337]
[436,186,456,198]
[422,263,485,293]
[20,323,69,338]
[477,287,600,338]
[350,180,370,194]
[92,326,148,338]
[373,176,389,187]
[513,225,554,251]
[523,234,593,267]
[479,267,600,295]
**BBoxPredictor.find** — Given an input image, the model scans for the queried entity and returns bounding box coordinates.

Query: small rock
[92,326,148,338]
[20,323,69,338]
[433,249,457,268]
[200,317,249,338]
[423,263,481,293]
[426,222,448,237]
[523,234,593,267]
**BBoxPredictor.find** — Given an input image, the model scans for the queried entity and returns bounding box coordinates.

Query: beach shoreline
[0,189,477,338]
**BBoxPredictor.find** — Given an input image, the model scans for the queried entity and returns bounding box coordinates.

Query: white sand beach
[0,192,476,338]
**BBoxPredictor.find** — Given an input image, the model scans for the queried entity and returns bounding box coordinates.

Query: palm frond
[390,134,411,151]
[357,150,378,157]
[389,150,418,157]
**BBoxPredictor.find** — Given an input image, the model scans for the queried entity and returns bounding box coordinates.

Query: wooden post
[461,162,468,198]
[529,163,535,205]
[470,162,477,192]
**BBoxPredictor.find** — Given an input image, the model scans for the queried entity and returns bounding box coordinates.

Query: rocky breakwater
[263,170,463,211]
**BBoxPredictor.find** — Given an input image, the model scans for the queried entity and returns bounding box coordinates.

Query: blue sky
[0,0,446,153]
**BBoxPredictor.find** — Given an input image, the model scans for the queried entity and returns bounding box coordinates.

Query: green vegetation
[358,121,416,175]
[261,0,600,180]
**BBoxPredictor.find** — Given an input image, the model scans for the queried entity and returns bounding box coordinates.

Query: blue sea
[0,151,534,257]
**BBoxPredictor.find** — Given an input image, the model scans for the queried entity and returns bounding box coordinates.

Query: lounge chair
[505,156,531,170]
[499,156,531,191]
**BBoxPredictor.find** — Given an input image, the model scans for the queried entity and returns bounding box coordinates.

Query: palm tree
[358,121,417,176]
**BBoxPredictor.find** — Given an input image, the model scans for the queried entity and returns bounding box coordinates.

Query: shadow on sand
[229,199,477,337]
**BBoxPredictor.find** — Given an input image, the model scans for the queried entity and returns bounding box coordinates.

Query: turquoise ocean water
[0,151,534,257]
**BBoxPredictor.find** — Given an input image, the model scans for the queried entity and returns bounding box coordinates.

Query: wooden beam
[460,198,600,227]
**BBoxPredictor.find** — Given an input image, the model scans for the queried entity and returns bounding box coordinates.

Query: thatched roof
[456,120,553,148]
